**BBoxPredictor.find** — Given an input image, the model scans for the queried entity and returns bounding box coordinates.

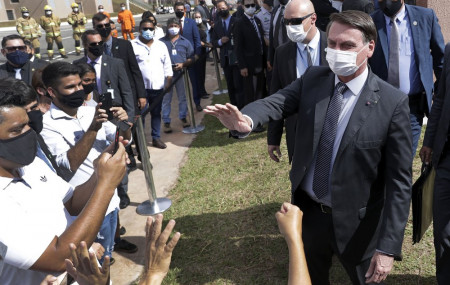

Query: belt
[317,202,332,214]
[298,190,332,214]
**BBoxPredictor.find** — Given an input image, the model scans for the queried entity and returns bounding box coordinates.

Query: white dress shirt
[296,30,321,77]
[86,56,103,94]
[131,38,173,90]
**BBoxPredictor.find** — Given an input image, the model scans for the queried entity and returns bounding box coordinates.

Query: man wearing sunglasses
[267,0,328,164]
[0,34,35,85]
[234,0,267,113]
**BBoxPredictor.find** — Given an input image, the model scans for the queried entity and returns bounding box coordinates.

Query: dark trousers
[292,190,381,285]
[433,150,450,284]
[223,62,243,108]
[408,93,425,157]
[196,51,208,97]
[188,65,201,106]
[242,70,266,108]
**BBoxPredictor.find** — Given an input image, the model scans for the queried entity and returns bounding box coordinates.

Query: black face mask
[175,11,184,18]
[200,0,205,4]
[96,27,112,39]
[278,0,289,5]
[0,128,37,166]
[212,0,217,5]
[264,0,274,7]
[6,50,30,67]
[379,0,403,17]
[82,83,96,95]
[56,89,86,109]
[88,45,104,57]
[27,110,43,134]
[218,9,230,18]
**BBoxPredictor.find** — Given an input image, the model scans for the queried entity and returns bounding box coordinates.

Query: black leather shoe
[196,104,203,112]
[119,194,130,209]
[119,226,126,235]
[114,239,138,253]
[253,125,266,133]
[109,257,115,265]
[153,139,167,149]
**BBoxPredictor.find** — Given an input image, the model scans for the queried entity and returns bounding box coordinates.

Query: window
[6,10,14,20]
[11,0,19,3]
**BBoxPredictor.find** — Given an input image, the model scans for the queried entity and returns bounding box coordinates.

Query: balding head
[284,0,317,44]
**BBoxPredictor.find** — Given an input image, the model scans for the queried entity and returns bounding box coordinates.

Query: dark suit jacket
[110,37,146,104]
[211,15,237,68]
[311,0,338,31]
[423,43,450,165]
[268,4,288,65]
[0,59,47,85]
[370,5,445,112]
[242,66,412,262]
[181,17,202,55]
[267,30,328,162]
[342,0,374,14]
[234,15,266,73]
[73,55,135,121]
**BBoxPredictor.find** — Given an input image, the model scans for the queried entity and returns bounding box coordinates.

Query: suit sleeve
[423,43,450,148]
[211,20,221,48]
[377,95,412,257]
[430,9,445,93]
[116,59,136,122]
[267,47,285,146]
[192,21,202,55]
[234,20,247,70]
[268,8,276,65]
[311,0,339,15]
[125,40,146,99]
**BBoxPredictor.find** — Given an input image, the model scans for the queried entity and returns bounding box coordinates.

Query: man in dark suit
[267,0,328,163]
[205,10,412,284]
[174,2,203,111]
[24,39,49,72]
[311,0,339,31]
[211,0,243,108]
[342,0,374,14]
[234,0,267,112]
[420,43,450,285]
[370,0,445,155]
[267,0,289,69]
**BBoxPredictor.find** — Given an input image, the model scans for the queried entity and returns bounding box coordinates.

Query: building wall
[427,0,450,43]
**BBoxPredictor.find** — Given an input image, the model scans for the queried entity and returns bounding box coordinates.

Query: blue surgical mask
[6,50,30,67]
[142,29,155,40]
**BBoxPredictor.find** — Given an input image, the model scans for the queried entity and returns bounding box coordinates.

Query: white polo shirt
[131,38,173,90]
[41,104,120,214]
[0,156,74,284]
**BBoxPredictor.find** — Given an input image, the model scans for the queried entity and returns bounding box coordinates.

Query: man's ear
[1,49,6,57]
[46,87,57,99]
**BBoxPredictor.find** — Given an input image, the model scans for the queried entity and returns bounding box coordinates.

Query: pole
[135,116,172,216]
[182,68,205,134]
[212,47,228,95]
[126,0,130,11]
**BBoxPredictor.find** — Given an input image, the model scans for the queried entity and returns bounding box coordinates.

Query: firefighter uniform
[67,3,87,55]
[16,7,42,58]
[40,5,67,59]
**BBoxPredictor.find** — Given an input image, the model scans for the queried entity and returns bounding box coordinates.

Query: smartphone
[113,126,120,154]
[99,92,114,120]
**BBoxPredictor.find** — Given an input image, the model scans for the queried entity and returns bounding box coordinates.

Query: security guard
[16,7,42,58]
[67,3,87,55]
[40,5,67,60]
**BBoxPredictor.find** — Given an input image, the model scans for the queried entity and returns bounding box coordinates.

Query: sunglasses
[89,41,104,47]
[96,23,111,29]
[141,27,155,31]
[284,13,313,26]
[4,45,27,52]
[244,4,256,8]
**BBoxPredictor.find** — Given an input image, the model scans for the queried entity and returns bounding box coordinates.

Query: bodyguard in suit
[267,0,328,163]
[206,10,412,284]
[234,0,267,111]
[311,0,339,31]
[74,30,135,123]
[370,0,445,155]
[342,0,374,14]
[420,43,450,285]
[267,0,289,68]
[211,0,243,108]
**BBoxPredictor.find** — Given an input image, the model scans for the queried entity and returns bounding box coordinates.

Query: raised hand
[204,103,252,133]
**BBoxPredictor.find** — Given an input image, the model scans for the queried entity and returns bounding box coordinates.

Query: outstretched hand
[204,103,252,133]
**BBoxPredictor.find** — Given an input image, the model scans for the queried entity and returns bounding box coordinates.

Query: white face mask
[73,8,79,12]
[244,6,256,15]
[286,24,311,43]
[168,27,180,36]
[121,6,126,10]
[23,13,29,17]
[195,18,202,25]
[99,8,104,12]
[325,44,369,76]
[45,10,52,16]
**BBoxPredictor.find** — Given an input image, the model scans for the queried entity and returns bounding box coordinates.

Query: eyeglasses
[141,27,155,31]
[89,41,104,47]
[284,13,313,26]
[244,4,256,8]
[96,23,111,29]
[4,45,27,52]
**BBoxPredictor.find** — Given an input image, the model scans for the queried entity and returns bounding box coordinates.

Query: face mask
[88,45,104,57]
[121,6,126,10]
[73,8,79,12]
[56,89,86,109]
[0,128,37,166]
[99,8,104,12]
[244,6,256,16]
[27,110,43,134]
[195,18,203,25]
[175,11,184,18]
[286,24,311,43]
[45,11,52,16]
[263,0,274,7]
[6,50,30,67]
[96,26,112,38]
[141,29,155,40]
[200,0,205,4]
[218,9,230,18]
[168,27,180,36]
[379,0,403,18]
[326,44,368,76]
[279,0,289,5]
[212,0,217,5]
[22,13,29,17]
[82,83,96,95]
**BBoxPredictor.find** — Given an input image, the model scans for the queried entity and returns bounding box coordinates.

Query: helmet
[44,5,52,11]
[20,7,29,13]
[71,3,79,8]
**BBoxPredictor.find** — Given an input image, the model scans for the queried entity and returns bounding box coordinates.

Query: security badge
[172,49,177,55]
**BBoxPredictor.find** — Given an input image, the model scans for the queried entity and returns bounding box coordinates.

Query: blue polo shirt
[161,35,194,64]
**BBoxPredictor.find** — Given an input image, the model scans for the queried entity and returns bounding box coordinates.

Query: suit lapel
[100,56,109,92]
[405,5,421,63]
[313,72,335,154]
[374,12,389,66]
[287,42,297,81]
[319,30,328,66]
[111,38,119,57]
[335,71,380,160]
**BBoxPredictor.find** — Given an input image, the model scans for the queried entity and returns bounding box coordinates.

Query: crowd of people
[0,0,450,284]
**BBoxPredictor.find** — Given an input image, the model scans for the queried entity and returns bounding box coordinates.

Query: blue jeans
[95,208,118,264]
[141,89,163,139]
[162,71,188,123]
